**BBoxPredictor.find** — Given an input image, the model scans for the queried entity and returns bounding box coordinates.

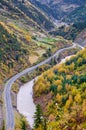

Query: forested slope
[0,22,30,83]
[33,48,86,130]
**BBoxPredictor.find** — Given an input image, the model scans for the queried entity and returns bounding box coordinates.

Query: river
[17,79,36,128]
[17,54,75,128]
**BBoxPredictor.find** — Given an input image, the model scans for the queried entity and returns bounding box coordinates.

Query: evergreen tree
[21,118,27,130]
[43,118,47,130]
[34,104,43,128]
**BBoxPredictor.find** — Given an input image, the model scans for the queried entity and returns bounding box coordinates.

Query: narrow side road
[4,43,82,130]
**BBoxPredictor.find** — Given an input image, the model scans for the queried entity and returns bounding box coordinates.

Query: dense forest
[33,48,86,130]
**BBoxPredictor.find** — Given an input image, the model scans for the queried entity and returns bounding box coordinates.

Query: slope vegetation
[0,0,54,30]
[33,48,86,130]
[0,22,30,83]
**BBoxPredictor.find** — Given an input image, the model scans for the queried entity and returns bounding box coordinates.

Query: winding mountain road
[4,43,82,130]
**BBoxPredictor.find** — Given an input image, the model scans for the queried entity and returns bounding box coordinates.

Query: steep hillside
[50,21,86,42]
[0,22,30,84]
[28,0,86,43]
[63,4,86,23]
[33,48,86,130]
[30,0,61,20]
[30,0,86,20]
[0,0,55,84]
[0,20,73,85]
[49,4,86,43]
[0,0,54,30]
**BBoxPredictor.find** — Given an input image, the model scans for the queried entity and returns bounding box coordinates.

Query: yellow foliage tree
[74,93,81,103]
[54,80,62,86]
[56,93,62,103]
[25,34,31,42]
